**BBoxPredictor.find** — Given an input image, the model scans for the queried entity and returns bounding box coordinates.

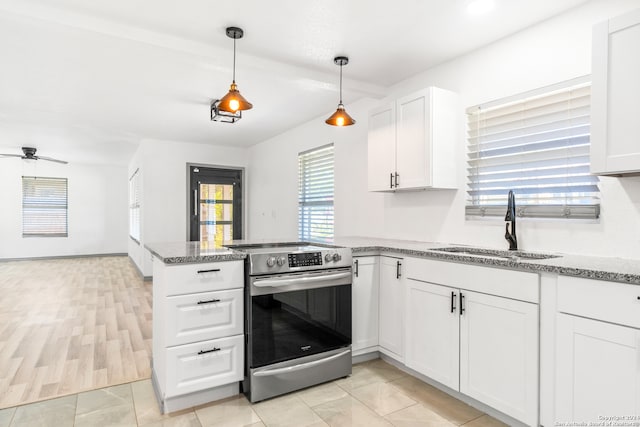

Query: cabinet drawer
[557,275,640,328]
[163,261,244,296]
[165,288,244,347]
[165,334,244,398]
[405,257,539,303]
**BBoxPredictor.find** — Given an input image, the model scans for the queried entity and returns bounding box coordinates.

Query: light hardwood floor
[0,256,152,409]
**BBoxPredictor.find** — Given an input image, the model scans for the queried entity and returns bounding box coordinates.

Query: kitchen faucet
[505,190,518,251]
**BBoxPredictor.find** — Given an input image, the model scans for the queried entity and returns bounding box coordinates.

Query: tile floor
[0,359,508,427]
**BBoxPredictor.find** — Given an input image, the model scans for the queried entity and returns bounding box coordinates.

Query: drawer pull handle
[197,268,221,274]
[197,299,221,305]
[637,296,640,300]
[198,347,221,355]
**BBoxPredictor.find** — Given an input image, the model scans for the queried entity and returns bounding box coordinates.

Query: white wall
[129,138,249,276]
[248,0,640,259]
[0,156,128,259]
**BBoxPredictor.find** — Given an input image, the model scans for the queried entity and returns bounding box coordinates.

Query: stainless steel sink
[429,246,560,261]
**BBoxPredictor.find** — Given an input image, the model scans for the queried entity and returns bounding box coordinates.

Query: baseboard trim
[128,255,152,281]
[0,253,128,262]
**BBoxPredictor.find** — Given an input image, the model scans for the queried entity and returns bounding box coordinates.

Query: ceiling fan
[0,147,68,164]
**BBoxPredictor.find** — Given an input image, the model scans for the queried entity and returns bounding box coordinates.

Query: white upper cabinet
[591,8,640,175]
[368,87,459,191]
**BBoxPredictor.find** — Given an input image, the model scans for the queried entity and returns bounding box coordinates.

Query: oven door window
[250,284,351,368]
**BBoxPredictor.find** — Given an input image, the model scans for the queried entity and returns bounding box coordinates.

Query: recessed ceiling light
[466,0,495,15]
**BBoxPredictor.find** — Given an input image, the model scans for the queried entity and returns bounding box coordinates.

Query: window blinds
[466,78,600,219]
[298,144,334,243]
[129,169,141,242]
[22,176,68,237]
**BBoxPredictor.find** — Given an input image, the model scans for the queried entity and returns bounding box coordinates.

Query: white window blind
[129,169,141,242]
[466,78,600,219]
[298,144,334,243]
[22,176,68,237]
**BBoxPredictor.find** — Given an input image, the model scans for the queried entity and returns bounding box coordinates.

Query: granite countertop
[145,241,246,264]
[334,236,640,286]
[146,237,640,285]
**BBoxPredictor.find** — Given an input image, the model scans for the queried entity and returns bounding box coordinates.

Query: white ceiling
[0,0,589,164]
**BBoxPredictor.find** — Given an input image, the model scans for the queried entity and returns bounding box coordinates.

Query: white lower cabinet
[352,256,379,354]
[404,258,539,426]
[459,291,538,426]
[405,280,459,390]
[555,275,640,421]
[153,258,245,413]
[555,314,640,420]
[379,255,404,359]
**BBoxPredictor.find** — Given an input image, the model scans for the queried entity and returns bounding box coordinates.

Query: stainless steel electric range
[228,242,353,403]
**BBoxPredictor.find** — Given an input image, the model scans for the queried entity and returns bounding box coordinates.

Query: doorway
[188,165,243,245]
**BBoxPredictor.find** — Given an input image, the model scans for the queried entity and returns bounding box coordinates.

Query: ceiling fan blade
[38,156,69,164]
[0,153,24,158]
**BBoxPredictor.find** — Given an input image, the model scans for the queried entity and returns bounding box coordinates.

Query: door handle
[193,189,198,216]
[460,293,466,315]
[390,173,394,189]
[451,291,457,313]
[395,172,399,188]
[354,259,359,277]
[396,260,402,279]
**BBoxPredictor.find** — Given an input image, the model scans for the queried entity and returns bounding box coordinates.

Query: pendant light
[325,56,356,126]
[217,27,253,113]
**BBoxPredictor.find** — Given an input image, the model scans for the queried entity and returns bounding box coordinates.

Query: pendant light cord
[232,37,236,83]
[339,63,343,104]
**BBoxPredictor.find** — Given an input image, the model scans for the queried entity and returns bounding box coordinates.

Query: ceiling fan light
[217,82,253,112]
[325,104,356,126]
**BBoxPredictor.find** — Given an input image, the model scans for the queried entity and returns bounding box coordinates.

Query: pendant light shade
[326,56,355,126]
[218,27,252,114]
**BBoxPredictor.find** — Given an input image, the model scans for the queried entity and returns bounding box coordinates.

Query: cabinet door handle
[395,172,399,188]
[197,298,221,305]
[354,259,359,277]
[197,268,221,274]
[390,173,394,189]
[460,293,466,315]
[451,291,457,313]
[197,347,221,355]
[396,260,402,279]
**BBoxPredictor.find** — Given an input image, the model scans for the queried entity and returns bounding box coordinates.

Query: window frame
[298,143,335,243]
[465,76,600,221]
[22,176,68,238]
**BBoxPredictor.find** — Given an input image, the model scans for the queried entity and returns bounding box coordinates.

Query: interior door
[189,166,242,244]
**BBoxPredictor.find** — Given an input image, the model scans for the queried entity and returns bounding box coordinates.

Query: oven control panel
[288,252,323,268]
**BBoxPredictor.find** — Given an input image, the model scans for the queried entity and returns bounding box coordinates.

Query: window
[129,169,141,242]
[22,176,68,237]
[298,144,334,243]
[466,77,600,219]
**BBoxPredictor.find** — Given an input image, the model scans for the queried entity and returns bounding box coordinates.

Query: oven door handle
[253,349,351,377]
[253,271,351,287]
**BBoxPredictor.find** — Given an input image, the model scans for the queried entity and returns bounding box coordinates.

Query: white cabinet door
[396,89,431,189]
[379,256,404,359]
[405,279,459,390]
[460,291,538,426]
[352,257,379,353]
[556,314,640,421]
[591,9,640,175]
[367,102,397,191]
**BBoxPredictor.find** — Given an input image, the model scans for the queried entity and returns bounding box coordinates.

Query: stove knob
[277,256,286,266]
[332,253,342,262]
[266,256,277,267]
[324,253,333,262]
